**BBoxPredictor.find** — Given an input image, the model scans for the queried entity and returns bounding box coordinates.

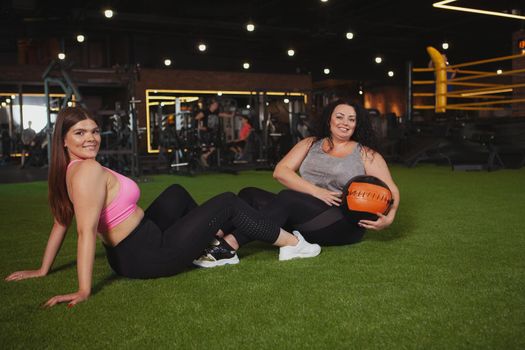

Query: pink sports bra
[67,159,140,233]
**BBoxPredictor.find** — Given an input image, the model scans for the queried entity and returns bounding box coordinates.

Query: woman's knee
[154,184,193,205]
[238,187,261,200]
[277,189,301,202]
[239,187,275,208]
[213,191,236,203]
[163,184,188,196]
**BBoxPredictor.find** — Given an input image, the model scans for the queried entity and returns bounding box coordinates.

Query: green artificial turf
[1,166,524,349]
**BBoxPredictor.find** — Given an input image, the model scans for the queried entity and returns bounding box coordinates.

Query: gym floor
[1,166,524,349]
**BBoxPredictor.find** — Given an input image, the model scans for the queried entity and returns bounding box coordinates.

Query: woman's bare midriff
[99,207,144,247]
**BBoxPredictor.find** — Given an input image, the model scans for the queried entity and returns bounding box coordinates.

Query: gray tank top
[299,139,365,192]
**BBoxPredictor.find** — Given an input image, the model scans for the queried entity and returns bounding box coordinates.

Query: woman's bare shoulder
[68,159,106,184]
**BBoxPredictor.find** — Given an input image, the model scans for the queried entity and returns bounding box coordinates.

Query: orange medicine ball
[342,175,393,220]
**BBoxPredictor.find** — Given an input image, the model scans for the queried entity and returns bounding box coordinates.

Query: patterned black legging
[230,187,365,247]
[104,184,280,279]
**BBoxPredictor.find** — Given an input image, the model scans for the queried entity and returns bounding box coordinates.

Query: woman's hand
[42,290,90,308]
[5,269,46,282]
[312,187,342,207]
[358,213,394,231]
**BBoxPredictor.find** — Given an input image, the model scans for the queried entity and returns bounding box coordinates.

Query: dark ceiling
[1,0,524,82]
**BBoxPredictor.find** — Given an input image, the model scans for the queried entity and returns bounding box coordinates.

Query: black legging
[104,184,280,279]
[231,187,365,246]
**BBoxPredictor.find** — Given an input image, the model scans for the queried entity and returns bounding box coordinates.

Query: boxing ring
[409,46,525,115]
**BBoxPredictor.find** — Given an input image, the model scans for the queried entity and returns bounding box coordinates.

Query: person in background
[228,114,253,160]
[0,124,11,163]
[20,120,36,168]
[194,98,235,167]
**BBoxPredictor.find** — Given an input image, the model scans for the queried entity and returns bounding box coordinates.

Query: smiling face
[63,118,101,161]
[329,104,357,141]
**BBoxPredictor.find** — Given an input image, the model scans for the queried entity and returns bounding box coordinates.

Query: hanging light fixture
[104,9,114,18]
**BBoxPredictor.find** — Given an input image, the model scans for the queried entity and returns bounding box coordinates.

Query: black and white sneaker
[193,238,240,268]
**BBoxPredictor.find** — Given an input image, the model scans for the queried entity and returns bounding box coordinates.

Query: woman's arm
[5,220,68,281]
[359,149,400,231]
[218,111,234,118]
[43,160,107,307]
[273,137,342,206]
[194,111,204,121]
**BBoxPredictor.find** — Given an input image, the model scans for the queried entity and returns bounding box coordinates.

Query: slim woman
[5,107,320,307]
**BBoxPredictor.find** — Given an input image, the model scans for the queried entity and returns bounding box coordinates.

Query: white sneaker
[279,231,321,261]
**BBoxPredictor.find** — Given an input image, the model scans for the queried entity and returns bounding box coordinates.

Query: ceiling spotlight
[287,49,295,57]
[243,62,250,69]
[321,0,328,2]
[217,92,223,96]
[11,94,16,99]
[58,52,66,60]
[164,59,172,66]
[76,34,85,43]
[67,101,73,107]
[375,56,382,64]
[104,9,114,18]
[1,102,6,107]
[284,98,290,103]
[323,68,330,75]
[246,23,255,32]
[358,90,363,95]
[496,69,503,74]
[246,104,251,109]
[198,43,207,52]
[442,42,449,50]
[388,70,394,77]
[345,32,354,40]
[6,98,11,103]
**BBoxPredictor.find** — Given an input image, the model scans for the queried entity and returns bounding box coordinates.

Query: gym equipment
[42,59,86,165]
[342,175,393,221]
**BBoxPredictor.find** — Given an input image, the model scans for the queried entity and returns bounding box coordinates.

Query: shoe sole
[193,255,240,268]
[278,248,321,261]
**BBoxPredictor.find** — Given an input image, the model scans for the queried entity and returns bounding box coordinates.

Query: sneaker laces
[203,238,233,255]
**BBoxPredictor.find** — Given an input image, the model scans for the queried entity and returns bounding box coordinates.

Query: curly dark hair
[312,99,379,152]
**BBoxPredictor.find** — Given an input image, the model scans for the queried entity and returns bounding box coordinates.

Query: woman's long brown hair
[48,107,96,226]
